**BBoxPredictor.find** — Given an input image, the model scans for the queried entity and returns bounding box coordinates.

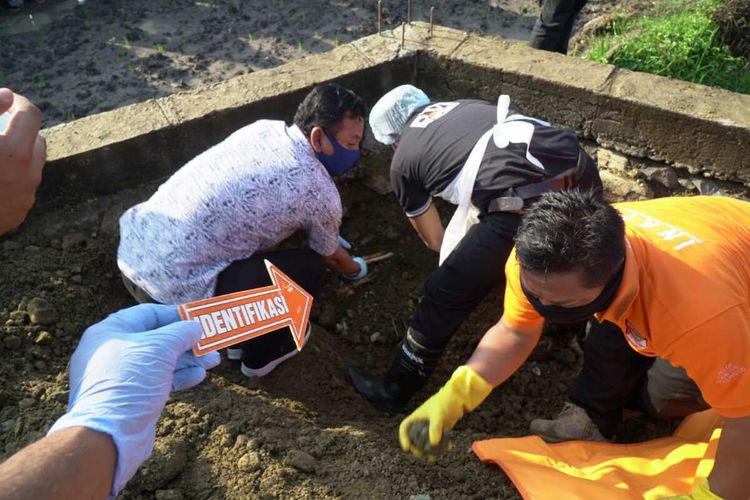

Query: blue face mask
[315,131,361,177]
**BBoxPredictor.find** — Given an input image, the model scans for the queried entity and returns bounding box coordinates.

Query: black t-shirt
[390,99,591,216]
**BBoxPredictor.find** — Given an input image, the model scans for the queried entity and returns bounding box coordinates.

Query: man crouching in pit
[116,83,369,378]
[401,191,750,499]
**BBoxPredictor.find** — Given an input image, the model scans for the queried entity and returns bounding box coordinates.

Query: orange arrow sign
[178,260,313,357]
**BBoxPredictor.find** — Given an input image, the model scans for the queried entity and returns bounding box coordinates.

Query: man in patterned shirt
[118,83,368,378]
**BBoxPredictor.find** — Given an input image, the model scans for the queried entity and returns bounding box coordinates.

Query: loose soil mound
[0,174,670,499]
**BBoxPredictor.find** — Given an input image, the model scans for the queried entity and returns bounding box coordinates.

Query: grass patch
[584,0,750,94]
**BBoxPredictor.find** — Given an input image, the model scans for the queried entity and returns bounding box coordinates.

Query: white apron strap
[438,96,511,264]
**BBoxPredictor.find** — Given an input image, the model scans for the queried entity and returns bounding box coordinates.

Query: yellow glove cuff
[663,479,723,500]
[692,479,722,500]
[445,365,493,412]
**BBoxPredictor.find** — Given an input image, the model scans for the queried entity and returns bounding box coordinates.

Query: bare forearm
[708,415,750,500]
[408,204,444,252]
[322,246,359,274]
[0,426,116,500]
[466,319,542,387]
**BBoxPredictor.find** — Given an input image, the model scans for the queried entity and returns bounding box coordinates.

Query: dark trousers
[571,320,709,438]
[408,149,601,350]
[529,0,588,54]
[215,248,326,369]
[409,212,521,349]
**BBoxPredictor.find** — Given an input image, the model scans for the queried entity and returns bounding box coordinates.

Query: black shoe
[347,365,408,415]
[348,328,443,414]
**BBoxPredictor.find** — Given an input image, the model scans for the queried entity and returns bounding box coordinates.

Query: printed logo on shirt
[717,363,747,384]
[618,208,702,251]
[410,102,460,129]
[624,320,649,350]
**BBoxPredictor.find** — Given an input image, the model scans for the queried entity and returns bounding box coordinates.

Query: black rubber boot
[347,328,442,415]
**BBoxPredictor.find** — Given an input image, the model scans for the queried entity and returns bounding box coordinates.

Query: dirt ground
[1,0,616,127]
[0,1,675,499]
[0,179,671,500]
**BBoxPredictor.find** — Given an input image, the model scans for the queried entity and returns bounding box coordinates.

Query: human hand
[337,235,352,250]
[0,89,46,235]
[48,304,220,496]
[399,366,492,460]
[661,479,722,499]
[343,256,368,280]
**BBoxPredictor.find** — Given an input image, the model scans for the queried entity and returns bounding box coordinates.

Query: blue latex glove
[0,111,10,133]
[47,304,220,498]
[343,256,368,280]
[337,235,352,250]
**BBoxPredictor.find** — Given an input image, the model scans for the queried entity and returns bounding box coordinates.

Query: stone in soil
[237,451,261,472]
[283,449,316,473]
[318,304,337,328]
[138,439,189,491]
[640,166,680,190]
[693,179,722,196]
[155,490,184,500]
[27,297,59,326]
[9,311,28,322]
[34,331,52,345]
[61,233,88,251]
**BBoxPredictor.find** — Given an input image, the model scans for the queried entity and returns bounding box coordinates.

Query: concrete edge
[37,22,750,207]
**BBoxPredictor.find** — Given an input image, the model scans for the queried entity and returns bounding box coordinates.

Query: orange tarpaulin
[472,410,723,499]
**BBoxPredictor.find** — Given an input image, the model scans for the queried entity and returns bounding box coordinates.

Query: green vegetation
[584,0,750,94]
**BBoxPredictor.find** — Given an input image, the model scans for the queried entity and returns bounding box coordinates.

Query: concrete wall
[39,38,416,206]
[39,22,750,207]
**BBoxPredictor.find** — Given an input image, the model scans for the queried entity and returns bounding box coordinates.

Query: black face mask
[521,262,625,324]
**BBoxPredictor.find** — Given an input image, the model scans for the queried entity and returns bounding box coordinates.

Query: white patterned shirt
[117,121,341,304]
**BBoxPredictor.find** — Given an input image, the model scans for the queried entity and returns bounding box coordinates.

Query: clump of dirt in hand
[406,420,451,460]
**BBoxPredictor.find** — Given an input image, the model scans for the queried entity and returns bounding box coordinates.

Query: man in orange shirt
[400,191,750,500]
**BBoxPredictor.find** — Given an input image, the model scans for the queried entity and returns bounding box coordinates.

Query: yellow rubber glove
[399,365,493,460]
[662,479,723,500]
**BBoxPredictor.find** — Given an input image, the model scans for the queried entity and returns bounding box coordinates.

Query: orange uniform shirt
[503,196,750,418]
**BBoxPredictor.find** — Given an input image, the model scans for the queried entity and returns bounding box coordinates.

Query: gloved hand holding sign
[48,304,220,497]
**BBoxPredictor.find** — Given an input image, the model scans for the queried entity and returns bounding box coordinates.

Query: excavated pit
[1,22,749,499]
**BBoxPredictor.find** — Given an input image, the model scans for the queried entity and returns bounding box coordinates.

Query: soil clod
[237,451,261,472]
[284,449,316,473]
[27,297,58,326]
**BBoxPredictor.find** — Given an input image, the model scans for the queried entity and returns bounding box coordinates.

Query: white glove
[343,256,368,280]
[337,235,352,250]
[48,304,220,497]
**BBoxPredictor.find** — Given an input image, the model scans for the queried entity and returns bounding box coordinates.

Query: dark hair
[293,83,366,137]
[514,190,625,288]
